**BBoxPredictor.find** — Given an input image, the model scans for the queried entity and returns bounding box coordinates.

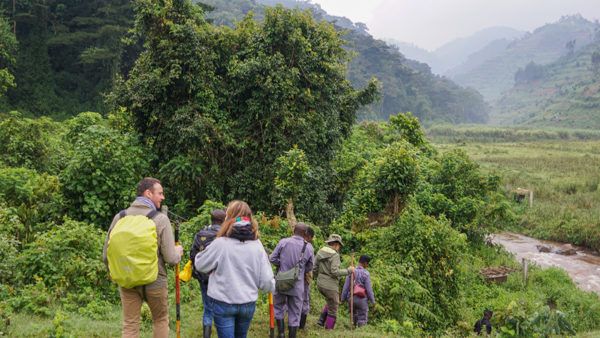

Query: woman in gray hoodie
[195,200,275,338]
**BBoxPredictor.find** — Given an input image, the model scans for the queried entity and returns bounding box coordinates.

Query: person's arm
[365,272,375,304]
[195,239,221,273]
[313,253,320,280]
[102,214,121,267]
[269,241,283,267]
[341,274,351,302]
[304,247,314,274]
[258,242,275,293]
[159,216,181,265]
[330,253,349,278]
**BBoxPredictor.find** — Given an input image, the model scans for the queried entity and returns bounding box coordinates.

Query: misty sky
[310,0,600,50]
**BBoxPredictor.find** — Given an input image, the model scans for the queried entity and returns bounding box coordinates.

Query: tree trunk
[286,198,297,230]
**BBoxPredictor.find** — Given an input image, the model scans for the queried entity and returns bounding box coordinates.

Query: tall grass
[434,130,600,251]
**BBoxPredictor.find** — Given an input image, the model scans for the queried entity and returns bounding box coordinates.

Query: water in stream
[492,232,600,294]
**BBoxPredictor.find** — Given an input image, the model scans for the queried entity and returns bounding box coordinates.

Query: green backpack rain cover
[107,210,159,288]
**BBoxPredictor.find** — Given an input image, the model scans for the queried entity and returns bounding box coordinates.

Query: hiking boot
[276,319,285,338]
[299,314,307,329]
[288,326,298,338]
[203,325,211,338]
[316,306,328,327]
[324,315,336,330]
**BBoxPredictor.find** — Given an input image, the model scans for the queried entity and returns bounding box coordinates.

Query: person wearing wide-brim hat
[313,234,354,330]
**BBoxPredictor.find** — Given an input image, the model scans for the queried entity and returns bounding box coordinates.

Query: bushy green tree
[373,141,420,213]
[274,146,310,227]
[0,15,17,96]
[60,125,149,227]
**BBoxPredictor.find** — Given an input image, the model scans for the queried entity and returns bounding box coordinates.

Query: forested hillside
[0,0,136,117]
[492,39,600,128]
[452,15,599,101]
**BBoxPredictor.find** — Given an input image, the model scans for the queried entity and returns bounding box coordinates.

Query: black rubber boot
[299,314,307,329]
[288,326,298,338]
[276,319,285,338]
[316,308,327,327]
[203,325,211,338]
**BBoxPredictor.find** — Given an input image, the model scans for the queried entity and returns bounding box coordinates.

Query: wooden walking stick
[350,253,355,330]
[175,221,181,338]
[269,292,275,338]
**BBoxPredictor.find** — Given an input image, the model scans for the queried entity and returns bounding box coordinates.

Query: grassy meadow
[429,125,600,251]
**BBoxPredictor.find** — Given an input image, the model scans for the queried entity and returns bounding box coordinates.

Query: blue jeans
[211,298,256,338]
[199,280,213,326]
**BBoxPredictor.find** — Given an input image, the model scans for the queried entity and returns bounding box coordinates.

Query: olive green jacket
[313,246,349,291]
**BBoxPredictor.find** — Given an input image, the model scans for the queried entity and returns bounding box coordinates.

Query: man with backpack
[270,222,314,338]
[103,177,184,338]
[189,209,226,338]
[341,255,375,327]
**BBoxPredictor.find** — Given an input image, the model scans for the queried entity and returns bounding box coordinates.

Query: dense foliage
[0,2,599,337]
[0,0,135,115]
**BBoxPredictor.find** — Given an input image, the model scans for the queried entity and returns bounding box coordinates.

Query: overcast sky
[310,0,600,50]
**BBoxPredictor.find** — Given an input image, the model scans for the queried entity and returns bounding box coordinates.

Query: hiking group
[103,177,376,338]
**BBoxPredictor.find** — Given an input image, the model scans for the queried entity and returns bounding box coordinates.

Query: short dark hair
[359,255,371,264]
[305,227,315,238]
[211,209,226,224]
[137,177,161,196]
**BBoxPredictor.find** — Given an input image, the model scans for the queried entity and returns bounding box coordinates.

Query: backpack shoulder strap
[296,241,308,268]
[146,210,159,220]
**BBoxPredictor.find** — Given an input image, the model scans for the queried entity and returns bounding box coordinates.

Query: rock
[556,244,577,256]
[536,244,552,253]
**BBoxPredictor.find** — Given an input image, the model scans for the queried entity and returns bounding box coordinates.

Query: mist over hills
[452,14,598,101]
[492,39,600,128]
[389,26,525,75]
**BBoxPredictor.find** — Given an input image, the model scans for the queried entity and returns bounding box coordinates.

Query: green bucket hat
[325,234,344,246]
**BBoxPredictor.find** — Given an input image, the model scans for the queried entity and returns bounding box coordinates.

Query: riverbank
[492,232,600,295]
[432,137,600,252]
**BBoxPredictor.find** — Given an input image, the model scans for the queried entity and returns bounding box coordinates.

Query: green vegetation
[197,0,490,124]
[1,1,599,337]
[493,39,600,128]
[432,126,600,251]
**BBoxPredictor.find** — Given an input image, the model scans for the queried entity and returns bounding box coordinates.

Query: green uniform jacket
[313,246,349,291]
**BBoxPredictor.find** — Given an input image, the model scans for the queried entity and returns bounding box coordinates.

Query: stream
[492,232,600,294]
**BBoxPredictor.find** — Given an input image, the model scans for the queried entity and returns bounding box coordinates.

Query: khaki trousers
[317,286,340,317]
[119,286,169,338]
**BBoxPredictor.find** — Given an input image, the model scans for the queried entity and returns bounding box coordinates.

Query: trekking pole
[350,253,355,330]
[175,220,181,338]
[269,292,275,338]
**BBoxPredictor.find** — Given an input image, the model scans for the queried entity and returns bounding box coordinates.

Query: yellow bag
[107,211,159,289]
[179,260,193,282]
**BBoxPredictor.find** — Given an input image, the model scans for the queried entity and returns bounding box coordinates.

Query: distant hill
[198,0,489,123]
[491,40,600,128]
[451,15,598,101]
[389,26,524,75]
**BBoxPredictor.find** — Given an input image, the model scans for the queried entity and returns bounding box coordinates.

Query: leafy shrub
[0,112,65,173]
[0,234,19,285]
[64,112,105,145]
[366,205,467,331]
[17,219,112,300]
[61,125,149,227]
[0,168,64,242]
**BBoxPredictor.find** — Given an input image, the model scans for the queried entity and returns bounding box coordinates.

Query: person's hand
[348,266,355,273]
[175,245,184,257]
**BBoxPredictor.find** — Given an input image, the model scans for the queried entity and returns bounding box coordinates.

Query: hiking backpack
[190,225,219,281]
[107,210,159,289]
